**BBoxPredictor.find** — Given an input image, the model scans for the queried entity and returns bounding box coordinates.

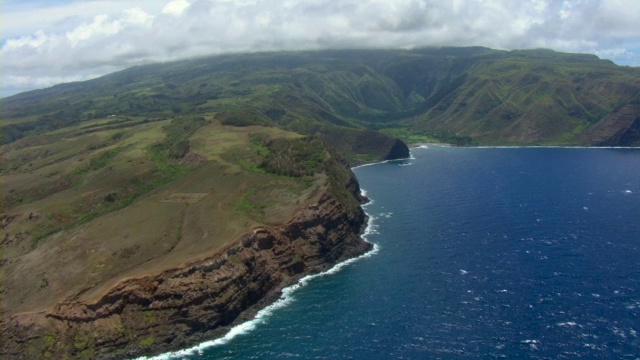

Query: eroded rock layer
[1,190,371,360]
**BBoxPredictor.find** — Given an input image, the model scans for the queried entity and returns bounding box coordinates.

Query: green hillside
[3,47,640,149]
[411,49,640,145]
[1,50,413,162]
[0,114,372,359]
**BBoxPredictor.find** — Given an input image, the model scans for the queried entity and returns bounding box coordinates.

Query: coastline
[1,189,374,360]
[410,142,640,149]
[2,132,396,360]
[127,157,394,360]
[132,151,636,358]
[132,191,381,360]
[2,134,391,360]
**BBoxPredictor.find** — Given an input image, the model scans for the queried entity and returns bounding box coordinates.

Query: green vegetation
[12,117,215,249]
[235,189,267,218]
[152,115,210,159]
[143,311,157,324]
[71,147,123,179]
[139,336,155,347]
[260,137,326,177]
[229,136,339,220]
[379,127,477,146]
[3,48,640,148]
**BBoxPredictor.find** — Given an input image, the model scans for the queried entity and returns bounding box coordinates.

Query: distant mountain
[3,47,640,148]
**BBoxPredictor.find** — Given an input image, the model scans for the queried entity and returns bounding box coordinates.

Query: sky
[2,0,640,97]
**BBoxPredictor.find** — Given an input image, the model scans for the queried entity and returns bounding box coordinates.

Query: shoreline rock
[1,188,371,360]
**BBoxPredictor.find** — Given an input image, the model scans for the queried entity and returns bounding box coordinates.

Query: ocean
[147,146,640,359]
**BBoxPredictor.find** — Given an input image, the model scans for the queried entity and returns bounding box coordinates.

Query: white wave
[521,339,540,350]
[624,189,633,194]
[362,214,379,238]
[360,189,376,208]
[459,269,469,275]
[351,159,395,169]
[412,143,451,148]
[351,156,412,170]
[626,301,640,310]
[133,202,382,360]
[351,162,379,170]
[131,304,278,360]
[470,145,640,149]
[612,327,628,339]
[557,321,579,327]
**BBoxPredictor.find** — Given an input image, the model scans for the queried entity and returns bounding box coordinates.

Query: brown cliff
[1,188,371,359]
[582,105,640,146]
[0,128,373,359]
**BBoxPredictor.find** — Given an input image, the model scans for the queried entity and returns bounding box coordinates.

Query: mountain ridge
[3,47,640,148]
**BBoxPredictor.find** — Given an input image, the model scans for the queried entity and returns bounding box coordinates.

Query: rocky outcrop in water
[383,139,411,160]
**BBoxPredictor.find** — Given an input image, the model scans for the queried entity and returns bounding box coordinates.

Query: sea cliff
[1,164,371,360]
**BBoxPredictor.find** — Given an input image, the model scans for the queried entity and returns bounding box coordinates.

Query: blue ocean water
[153,146,640,359]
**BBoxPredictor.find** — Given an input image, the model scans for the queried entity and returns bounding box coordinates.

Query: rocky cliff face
[582,105,640,146]
[1,188,371,359]
[383,139,411,160]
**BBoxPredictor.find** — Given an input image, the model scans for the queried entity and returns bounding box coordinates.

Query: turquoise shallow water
[150,146,640,359]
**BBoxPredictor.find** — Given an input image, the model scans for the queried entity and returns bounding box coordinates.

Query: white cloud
[1,0,163,39]
[559,0,575,19]
[3,30,50,51]
[66,15,122,47]
[5,74,102,88]
[2,0,640,97]
[162,0,191,16]
[124,7,155,27]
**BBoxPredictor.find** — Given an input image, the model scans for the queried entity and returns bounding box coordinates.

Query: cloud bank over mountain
[2,0,640,96]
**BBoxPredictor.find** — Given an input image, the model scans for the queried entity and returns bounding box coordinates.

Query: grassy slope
[0,114,333,314]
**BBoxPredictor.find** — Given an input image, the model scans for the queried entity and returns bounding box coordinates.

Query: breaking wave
[133,191,380,360]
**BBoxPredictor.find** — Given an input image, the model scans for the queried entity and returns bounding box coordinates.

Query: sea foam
[351,156,412,170]
[133,192,381,360]
[470,145,640,149]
